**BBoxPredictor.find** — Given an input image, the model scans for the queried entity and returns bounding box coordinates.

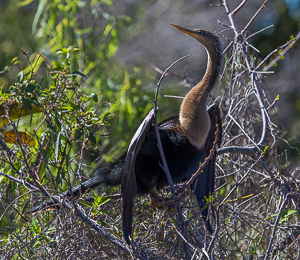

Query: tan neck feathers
[179,32,222,148]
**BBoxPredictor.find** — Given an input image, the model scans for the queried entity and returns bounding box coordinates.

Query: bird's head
[169,23,220,50]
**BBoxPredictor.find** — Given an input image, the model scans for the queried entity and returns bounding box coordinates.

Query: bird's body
[129,110,218,193]
[27,24,223,245]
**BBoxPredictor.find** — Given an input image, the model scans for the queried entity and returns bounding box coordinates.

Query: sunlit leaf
[16,0,35,7]
[60,106,74,111]
[91,189,98,199]
[0,101,42,128]
[30,218,41,233]
[67,46,79,52]
[101,0,113,7]
[17,71,23,83]
[22,53,45,78]
[2,129,36,146]
[52,60,63,70]
[55,132,61,162]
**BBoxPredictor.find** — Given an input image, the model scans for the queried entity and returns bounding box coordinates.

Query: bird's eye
[197,31,202,35]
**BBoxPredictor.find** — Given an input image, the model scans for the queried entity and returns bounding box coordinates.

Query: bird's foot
[154,199,176,213]
[150,189,176,212]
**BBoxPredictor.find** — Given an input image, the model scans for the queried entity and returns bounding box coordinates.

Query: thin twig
[264,194,290,260]
[178,123,220,193]
[241,0,269,35]
[217,0,269,156]
[220,152,263,205]
[153,54,191,260]
[261,31,300,72]
[33,130,58,193]
[232,0,248,15]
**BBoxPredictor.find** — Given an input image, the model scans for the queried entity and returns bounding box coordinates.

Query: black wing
[122,108,156,244]
[191,104,222,233]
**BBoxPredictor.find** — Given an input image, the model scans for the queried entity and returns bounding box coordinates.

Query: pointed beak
[169,23,196,37]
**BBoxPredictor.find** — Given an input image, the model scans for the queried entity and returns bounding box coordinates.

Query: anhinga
[27,24,223,245]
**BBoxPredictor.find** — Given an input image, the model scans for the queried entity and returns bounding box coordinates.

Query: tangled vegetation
[1,0,300,259]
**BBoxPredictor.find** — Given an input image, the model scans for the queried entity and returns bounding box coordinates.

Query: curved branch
[153,54,191,259]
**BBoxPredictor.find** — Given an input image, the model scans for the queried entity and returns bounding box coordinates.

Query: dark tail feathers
[26,157,125,214]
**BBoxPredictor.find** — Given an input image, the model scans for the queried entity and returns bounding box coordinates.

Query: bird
[27,24,223,245]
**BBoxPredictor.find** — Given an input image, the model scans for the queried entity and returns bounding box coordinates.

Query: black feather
[122,108,155,244]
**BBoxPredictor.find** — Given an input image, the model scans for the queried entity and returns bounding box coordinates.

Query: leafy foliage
[0,1,150,258]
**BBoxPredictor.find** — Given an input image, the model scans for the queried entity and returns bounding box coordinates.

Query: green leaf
[54,116,61,132]
[10,57,20,64]
[91,189,98,199]
[69,103,80,110]
[88,131,96,144]
[22,97,32,110]
[21,83,39,92]
[249,245,255,255]
[17,71,24,83]
[220,186,226,196]
[55,132,61,162]
[14,161,21,171]
[45,227,59,234]
[101,209,109,215]
[94,195,103,207]
[90,93,98,103]
[93,193,111,208]
[67,46,79,52]
[97,219,107,226]
[31,218,41,233]
[60,106,74,111]
[285,209,298,217]
[16,0,35,7]
[79,200,93,208]
[52,60,63,70]
[101,0,113,6]
[263,146,269,156]
[70,70,86,77]
[46,120,57,133]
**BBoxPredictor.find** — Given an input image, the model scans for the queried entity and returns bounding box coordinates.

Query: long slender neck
[179,41,222,148]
